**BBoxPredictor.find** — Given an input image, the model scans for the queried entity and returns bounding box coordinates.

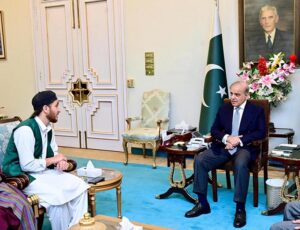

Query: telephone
[161,132,192,147]
[192,131,202,138]
[187,137,208,150]
[189,137,204,145]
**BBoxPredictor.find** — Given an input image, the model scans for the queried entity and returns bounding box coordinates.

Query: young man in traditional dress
[2,90,89,230]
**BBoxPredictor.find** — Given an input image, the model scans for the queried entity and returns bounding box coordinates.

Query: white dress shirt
[14,116,58,172]
[222,100,247,146]
[264,29,276,44]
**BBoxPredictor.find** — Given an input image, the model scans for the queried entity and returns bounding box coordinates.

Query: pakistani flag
[199,1,228,135]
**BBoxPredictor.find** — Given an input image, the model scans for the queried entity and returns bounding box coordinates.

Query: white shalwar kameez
[14,117,89,230]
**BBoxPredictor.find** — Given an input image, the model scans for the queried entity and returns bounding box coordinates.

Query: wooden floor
[60,146,285,179]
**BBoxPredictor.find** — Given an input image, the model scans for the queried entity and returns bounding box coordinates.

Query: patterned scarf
[0,176,35,229]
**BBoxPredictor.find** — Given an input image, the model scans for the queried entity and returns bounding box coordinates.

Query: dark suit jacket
[210,101,266,160]
[246,29,293,61]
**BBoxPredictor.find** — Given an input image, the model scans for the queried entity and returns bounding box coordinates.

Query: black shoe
[233,209,246,228]
[184,203,211,218]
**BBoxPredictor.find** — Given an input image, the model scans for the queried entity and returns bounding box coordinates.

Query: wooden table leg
[156,160,197,204]
[88,192,96,217]
[116,185,122,218]
[261,202,286,216]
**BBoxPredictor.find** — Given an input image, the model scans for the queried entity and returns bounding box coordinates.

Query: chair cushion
[122,128,160,141]
[0,121,20,166]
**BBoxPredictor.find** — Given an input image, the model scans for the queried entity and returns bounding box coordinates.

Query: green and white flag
[199,1,228,135]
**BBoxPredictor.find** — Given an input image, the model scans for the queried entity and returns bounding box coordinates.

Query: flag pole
[198,0,228,135]
[215,0,218,7]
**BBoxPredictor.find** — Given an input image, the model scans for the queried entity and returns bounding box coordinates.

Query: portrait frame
[0,11,6,59]
[238,0,300,66]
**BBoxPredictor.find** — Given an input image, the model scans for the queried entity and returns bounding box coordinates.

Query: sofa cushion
[0,121,20,167]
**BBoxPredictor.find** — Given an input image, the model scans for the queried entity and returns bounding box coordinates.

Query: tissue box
[77,167,103,177]
[119,216,143,230]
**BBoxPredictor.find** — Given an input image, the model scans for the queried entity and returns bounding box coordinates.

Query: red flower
[257,56,268,76]
[289,54,297,64]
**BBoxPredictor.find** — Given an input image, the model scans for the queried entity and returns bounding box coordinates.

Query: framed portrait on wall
[0,11,6,59]
[238,0,300,66]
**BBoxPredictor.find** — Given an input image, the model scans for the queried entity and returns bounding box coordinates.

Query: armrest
[156,118,170,136]
[125,116,141,130]
[204,136,213,143]
[156,118,169,126]
[64,159,77,172]
[250,137,268,146]
[4,160,76,189]
[248,138,269,166]
[5,174,30,190]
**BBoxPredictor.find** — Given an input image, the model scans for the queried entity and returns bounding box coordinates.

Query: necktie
[229,107,240,155]
[267,35,272,49]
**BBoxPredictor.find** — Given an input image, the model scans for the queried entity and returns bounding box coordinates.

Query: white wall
[0,0,299,146]
[124,0,211,127]
[0,0,36,119]
[124,0,300,147]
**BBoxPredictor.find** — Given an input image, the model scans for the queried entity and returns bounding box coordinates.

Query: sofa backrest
[0,117,22,167]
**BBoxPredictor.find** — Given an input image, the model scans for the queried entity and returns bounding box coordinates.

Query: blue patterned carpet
[42,157,283,230]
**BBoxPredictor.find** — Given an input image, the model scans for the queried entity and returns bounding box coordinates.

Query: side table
[269,128,295,144]
[87,168,123,218]
[156,145,206,204]
[262,146,300,216]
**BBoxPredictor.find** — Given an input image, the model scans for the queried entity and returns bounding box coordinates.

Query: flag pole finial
[215,0,218,7]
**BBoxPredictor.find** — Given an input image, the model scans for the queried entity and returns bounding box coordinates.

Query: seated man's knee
[285,202,293,211]
[195,150,207,162]
[234,159,248,172]
[194,151,208,167]
[234,151,250,170]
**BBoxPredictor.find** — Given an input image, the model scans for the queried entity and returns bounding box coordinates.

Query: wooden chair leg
[226,170,231,189]
[264,161,268,194]
[37,213,44,230]
[122,140,129,165]
[152,143,157,169]
[142,143,146,158]
[253,171,258,207]
[211,169,218,202]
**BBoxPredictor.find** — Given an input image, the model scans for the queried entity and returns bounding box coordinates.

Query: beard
[46,111,58,123]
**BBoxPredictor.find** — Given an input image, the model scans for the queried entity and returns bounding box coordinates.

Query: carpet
[42,157,283,230]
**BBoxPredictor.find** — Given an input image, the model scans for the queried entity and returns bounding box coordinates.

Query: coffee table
[94,215,171,230]
[87,168,123,218]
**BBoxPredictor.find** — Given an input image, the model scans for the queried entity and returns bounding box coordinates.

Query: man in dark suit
[185,81,266,228]
[246,5,293,61]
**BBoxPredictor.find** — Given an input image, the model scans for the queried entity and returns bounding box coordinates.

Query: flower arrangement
[237,53,297,107]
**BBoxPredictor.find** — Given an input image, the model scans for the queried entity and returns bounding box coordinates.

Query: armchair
[0,116,77,229]
[122,89,170,168]
[210,99,270,207]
